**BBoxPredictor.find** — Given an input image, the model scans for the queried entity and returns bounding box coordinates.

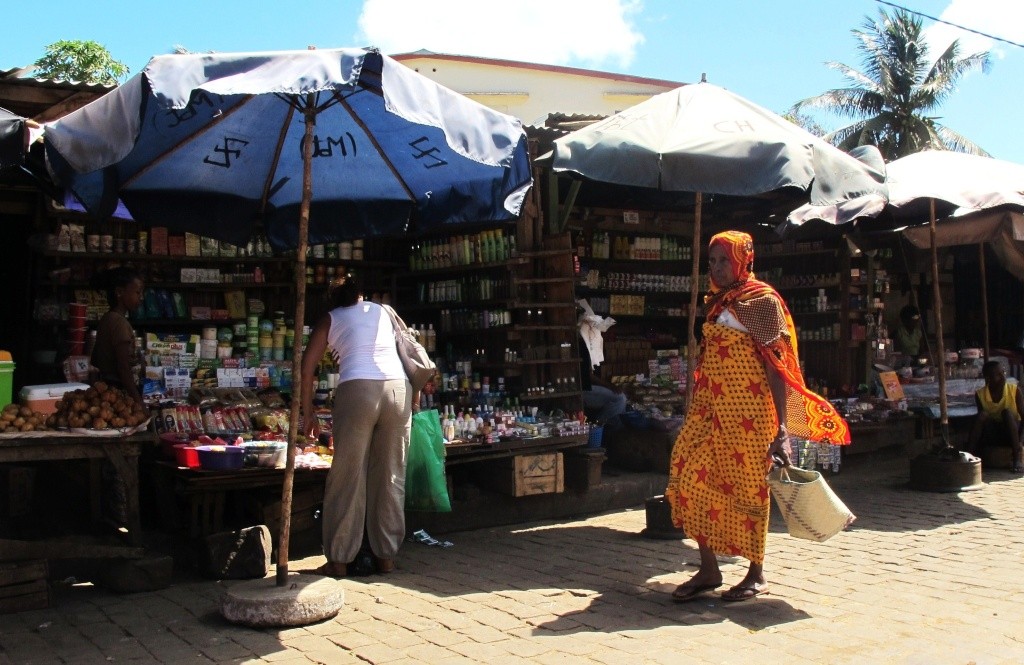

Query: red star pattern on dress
[716,344,731,360]
[665,320,803,568]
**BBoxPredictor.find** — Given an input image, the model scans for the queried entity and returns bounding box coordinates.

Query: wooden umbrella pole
[685,192,703,407]
[979,243,990,360]
[929,198,950,442]
[277,97,316,586]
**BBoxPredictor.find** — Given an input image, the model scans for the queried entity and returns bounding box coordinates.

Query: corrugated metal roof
[0,67,116,121]
[392,51,685,89]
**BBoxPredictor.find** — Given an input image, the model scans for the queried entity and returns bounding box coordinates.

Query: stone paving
[2,450,1024,664]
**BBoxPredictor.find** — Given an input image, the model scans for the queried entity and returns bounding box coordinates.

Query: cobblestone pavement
[2,452,1023,664]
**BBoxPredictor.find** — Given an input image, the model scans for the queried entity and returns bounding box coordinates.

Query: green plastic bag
[405,409,451,512]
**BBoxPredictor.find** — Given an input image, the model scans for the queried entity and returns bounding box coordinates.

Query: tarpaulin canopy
[903,207,1024,281]
[0,107,28,169]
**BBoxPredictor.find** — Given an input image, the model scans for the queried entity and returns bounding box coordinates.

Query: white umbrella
[543,82,886,402]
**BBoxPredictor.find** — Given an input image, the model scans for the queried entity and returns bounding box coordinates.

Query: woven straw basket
[766,466,856,542]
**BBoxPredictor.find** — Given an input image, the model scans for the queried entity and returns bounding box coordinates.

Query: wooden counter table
[0,431,153,547]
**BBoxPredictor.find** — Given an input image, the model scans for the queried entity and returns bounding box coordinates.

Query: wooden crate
[565,448,605,492]
[482,453,564,497]
[256,485,325,542]
[0,560,48,614]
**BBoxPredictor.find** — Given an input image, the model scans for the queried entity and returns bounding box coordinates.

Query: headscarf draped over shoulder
[700,231,850,445]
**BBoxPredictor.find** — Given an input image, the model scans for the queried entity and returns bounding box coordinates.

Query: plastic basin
[173,443,201,469]
[242,442,287,468]
[195,445,245,471]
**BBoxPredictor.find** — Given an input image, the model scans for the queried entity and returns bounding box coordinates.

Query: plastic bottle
[426,324,436,353]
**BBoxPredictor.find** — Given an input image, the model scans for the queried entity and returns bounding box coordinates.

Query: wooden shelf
[514,325,577,332]
[519,391,581,402]
[773,282,842,291]
[444,433,587,465]
[518,249,572,258]
[400,299,514,310]
[580,257,690,266]
[756,249,838,259]
[513,277,576,284]
[42,250,290,263]
[133,318,246,326]
[601,314,688,321]
[437,325,513,336]
[403,258,529,276]
[152,282,293,290]
[305,257,401,268]
[577,288,691,299]
[45,281,293,290]
[517,357,581,366]
[509,302,576,309]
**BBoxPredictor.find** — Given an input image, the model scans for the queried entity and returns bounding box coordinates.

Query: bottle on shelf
[425,323,436,353]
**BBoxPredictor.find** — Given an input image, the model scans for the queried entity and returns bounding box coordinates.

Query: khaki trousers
[323,378,411,563]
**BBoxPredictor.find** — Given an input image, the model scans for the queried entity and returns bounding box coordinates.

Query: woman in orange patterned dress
[665,231,850,602]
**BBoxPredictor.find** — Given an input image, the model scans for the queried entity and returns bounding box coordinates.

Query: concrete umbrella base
[220,574,345,628]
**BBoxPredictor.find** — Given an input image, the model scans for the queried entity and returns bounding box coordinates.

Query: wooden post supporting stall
[685,192,703,407]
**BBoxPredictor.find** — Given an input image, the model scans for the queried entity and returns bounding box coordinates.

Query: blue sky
[6,0,1023,162]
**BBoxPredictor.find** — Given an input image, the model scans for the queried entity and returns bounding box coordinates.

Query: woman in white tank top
[301,275,412,577]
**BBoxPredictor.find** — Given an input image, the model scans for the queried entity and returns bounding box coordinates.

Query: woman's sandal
[721,583,769,602]
[671,581,722,602]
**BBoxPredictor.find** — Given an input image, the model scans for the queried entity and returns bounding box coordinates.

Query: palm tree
[791,8,990,160]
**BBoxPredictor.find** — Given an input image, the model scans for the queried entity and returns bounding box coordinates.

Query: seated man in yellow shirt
[968,360,1024,472]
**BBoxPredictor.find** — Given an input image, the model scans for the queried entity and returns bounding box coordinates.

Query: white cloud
[356,0,645,68]
[924,0,1024,59]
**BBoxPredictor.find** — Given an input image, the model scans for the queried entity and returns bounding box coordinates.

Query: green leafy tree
[791,8,990,160]
[782,111,826,137]
[33,40,129,85]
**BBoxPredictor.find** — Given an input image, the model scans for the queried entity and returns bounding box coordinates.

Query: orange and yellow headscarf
[708,230,755,290]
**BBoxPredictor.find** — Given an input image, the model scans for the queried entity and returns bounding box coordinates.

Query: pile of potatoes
[0,404,49,433]
[48,381,148,430]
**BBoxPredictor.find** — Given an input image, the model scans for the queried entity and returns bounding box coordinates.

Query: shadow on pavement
[392,522,820,635]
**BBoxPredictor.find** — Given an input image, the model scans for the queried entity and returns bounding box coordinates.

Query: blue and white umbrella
[44,47,532,250]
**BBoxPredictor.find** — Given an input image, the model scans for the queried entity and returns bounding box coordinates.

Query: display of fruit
[47,381,149,430]
[0,403,50,433]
